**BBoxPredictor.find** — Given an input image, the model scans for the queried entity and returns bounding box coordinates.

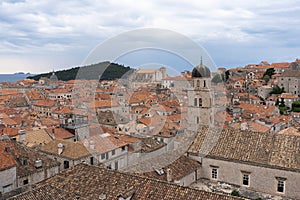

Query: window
[211,168,218,179]
[242,174,249,186]
[194,98,197,106]
[63,160,69,169]
[115,161,118,170]
[112,149,115,156]
[3,184,13,193]
[197,80,200,87]
[196,116,199,124]
[199,98,202,107]
[121,146,126,151]
[101,153,105,160]
[204,80,206,88]
[277,180,285,193]
[105,152,109,159]
[90,157,94,165]
[23,179,29,185]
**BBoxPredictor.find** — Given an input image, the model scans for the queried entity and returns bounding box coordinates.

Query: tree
[292,101,300,112]
[269,86,285,95]
[212,74,224,84]
[263,74,270,83]
[263,68,275,78]
[27,62,133,81]
[278,98,288,115]
[231,190,240,197]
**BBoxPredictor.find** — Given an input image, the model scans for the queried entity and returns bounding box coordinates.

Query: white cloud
[0,0,300,73]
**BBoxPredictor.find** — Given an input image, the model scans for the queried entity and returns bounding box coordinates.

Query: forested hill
[27,62,134,81]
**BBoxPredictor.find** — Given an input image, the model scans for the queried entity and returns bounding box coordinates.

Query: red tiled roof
[0,141,17,170]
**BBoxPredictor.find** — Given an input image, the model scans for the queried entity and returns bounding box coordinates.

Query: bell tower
[187,57,213,132]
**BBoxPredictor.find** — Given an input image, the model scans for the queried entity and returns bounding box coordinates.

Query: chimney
[83,139,89,148]
[166,168,172,182]
[90,140,95,150]
[99,194,106,200]
[35,159,42,169]
[18,130,26,143]
[57,143,64,155]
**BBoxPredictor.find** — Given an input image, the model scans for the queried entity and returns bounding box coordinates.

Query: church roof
[188,126,300,172]
[50,71,58,81]
[192,58,211,78]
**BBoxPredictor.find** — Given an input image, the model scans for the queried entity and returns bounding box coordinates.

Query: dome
[192,58,211,78]
[50,71,58,81]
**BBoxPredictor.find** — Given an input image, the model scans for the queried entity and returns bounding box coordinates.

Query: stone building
[0,139,60,195]
[79,133,129,170]
[40,139,93,171]
[188,126,300,199]
[279,92,300,109]
[257,85,272,100]
[187,58,213,131]
[278,69,300,96]
[138,155,201,187]
[130,67,167,85]
[0,141,17,194]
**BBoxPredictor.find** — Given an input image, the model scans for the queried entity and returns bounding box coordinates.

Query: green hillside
[27,62,134,81]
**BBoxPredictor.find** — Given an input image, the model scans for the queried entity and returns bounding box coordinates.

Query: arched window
[199,98,202,107]
[203,80,206,88]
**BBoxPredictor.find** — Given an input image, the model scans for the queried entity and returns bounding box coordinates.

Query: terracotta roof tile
[10,164,241,200]
[189,126,300,171]
[41,139,91,159]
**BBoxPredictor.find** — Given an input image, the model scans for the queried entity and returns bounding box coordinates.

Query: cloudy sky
[1,0,300,73]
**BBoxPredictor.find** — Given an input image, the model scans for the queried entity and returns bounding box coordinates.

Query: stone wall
[0,166,17,194]
[200,157,300,199]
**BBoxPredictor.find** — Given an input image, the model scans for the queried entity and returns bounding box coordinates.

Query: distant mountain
[14,72,25,75]
[27,62,134,81]
[0,73,36,83]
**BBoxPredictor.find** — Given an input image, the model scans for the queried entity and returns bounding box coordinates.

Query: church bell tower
[187,57,213,132]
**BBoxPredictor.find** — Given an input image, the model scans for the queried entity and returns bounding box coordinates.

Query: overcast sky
[1,0,300,73]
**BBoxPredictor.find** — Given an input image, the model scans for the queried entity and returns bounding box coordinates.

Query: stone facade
[278,70,300,96]
[188,77,213,131]
[188,126,300,199]
[200,157,300,199]
[17,166,60,188]
[0,166,17,194]
[258,85,272,99]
